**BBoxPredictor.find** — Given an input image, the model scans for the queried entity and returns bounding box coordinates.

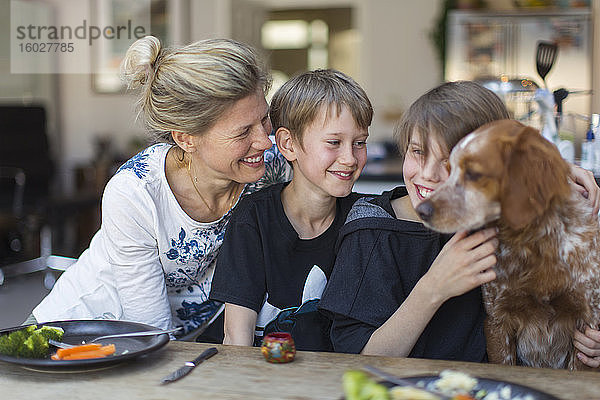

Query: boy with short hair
[209,69,372,351]
[319,81,502,361]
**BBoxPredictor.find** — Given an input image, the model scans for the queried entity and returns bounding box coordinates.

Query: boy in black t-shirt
[209,69,373,351]
[319,82,503,361]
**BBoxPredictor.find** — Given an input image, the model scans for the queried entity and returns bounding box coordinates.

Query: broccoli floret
[11,329,31,355]
[0,325,61,358]
[344,370,370,400]
[0,334,13,356]
[23,332,50,358]
[359,381,390,400]
[24,325,38,334]
[35,326,64,342]
[343,370,391,400]
[0,328,31,357]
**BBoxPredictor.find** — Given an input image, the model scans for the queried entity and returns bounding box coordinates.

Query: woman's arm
[223,303,257,346]
[102,177,173,329]
[362,228,498,356]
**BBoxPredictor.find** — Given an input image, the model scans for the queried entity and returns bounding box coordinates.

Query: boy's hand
[424,228,498,306]
[568,163,600,214]
[574,326,600,368]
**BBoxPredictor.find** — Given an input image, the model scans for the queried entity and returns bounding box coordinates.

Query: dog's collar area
[466,222,496,236]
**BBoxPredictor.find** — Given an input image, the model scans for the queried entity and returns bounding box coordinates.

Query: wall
[0,0,58,155]
[7,0,600,176]
[16,0,232,191]
[55,0,224,176]
[249,0,442,141]
[2,0,443,177]
[359,0,442,141]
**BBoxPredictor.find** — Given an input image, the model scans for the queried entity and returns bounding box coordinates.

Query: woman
[31,36,291,342]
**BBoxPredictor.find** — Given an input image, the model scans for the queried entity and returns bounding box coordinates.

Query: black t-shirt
[210,183,362,351]
[318,187,487,362]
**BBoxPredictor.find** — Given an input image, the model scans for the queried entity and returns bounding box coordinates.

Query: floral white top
[33,143,291,338]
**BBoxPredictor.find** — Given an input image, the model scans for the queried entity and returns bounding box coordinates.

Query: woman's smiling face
[403,131,450,212]
[192,88,274,184]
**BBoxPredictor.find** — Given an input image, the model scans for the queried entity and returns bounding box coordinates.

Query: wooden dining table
[1,341,599,399]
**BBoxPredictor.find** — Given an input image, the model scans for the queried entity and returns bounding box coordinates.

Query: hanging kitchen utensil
[553,87,569,127]
[536,41,558,89]
[553,88,569,115]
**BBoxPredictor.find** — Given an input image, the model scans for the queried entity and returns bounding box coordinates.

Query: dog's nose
[416,200,434,222]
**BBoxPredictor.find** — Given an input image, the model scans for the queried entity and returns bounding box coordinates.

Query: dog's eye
[464,170,482,181]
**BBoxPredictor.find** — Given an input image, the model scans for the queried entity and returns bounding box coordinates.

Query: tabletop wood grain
[1,341,599,399]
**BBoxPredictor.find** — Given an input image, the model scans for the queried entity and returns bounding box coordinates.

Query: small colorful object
[261,332,296,363]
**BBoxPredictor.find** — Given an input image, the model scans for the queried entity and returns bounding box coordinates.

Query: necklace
[187,156,242,214]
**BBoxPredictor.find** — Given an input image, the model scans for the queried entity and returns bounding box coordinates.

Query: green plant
[429,0,486,78]
[430,0,456,77]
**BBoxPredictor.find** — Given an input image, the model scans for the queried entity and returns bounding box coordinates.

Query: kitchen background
[1,0,599,328]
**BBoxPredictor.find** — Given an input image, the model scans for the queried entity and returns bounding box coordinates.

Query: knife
[160,347,218,384]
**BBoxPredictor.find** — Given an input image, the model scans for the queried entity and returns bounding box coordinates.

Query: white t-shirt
[33,143,291,337]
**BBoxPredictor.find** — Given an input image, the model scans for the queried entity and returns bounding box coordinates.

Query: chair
[0,105,54,208]
[0,105,78,290]
[0,167,27,264]
[0,105,54,266]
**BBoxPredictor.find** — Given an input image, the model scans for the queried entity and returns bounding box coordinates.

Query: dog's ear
[500,125,570,230]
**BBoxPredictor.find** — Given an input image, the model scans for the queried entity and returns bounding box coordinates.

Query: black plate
[386,375,559,400]
[0,320,169,369]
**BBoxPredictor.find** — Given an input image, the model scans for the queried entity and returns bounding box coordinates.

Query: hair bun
[120,35,162,88]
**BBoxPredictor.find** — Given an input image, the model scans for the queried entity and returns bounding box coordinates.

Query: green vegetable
[360,381,390,400]
[343,370,390,400]
[0,325,64,358]
[344,370,370,400]
[35,325,65,342]
[23,332,49,358]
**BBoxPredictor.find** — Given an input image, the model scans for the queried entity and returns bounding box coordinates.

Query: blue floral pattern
[245,143,291,193]
[116,144,161,179]
[164,222,227,293]
[176,299,223,335]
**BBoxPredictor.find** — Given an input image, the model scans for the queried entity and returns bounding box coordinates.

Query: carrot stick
[62,346,115,360]
[452,395,476,400]
[62,352,104,360]
[53,343,116,360]
[56,343,102,358]
[58,344,116,360]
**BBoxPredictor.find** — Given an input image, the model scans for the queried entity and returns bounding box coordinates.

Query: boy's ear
[171,131,196,152]
[275,127,297,162]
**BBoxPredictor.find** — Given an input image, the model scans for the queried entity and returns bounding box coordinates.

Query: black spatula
[536,41,558,89]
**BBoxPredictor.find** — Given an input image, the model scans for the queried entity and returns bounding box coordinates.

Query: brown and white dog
[416,119,600,370]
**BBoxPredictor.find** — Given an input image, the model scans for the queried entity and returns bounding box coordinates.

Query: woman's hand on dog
[574,326,600,368]
[568,164,600,214]
[423,227,498,306]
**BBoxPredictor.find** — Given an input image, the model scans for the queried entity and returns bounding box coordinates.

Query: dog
[416,119,600,370]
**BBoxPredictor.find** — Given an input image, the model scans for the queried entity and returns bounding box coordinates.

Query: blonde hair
[269,69,373,147]
[120,36,271,143]
[395,80,510,159]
